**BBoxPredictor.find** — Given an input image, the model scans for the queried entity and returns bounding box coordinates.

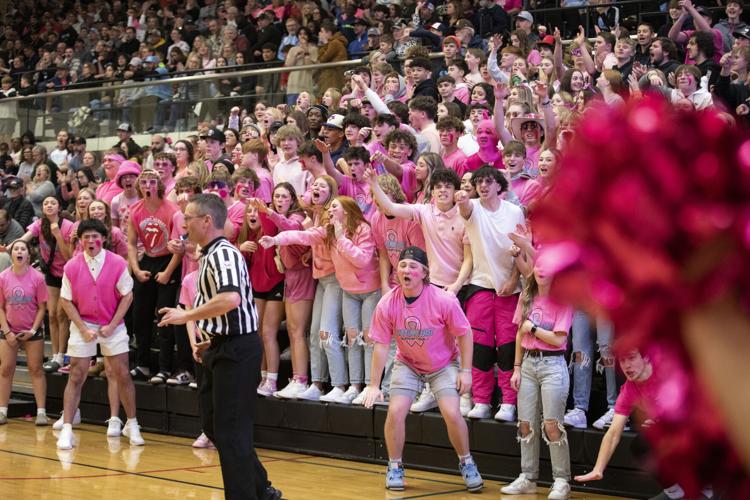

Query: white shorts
[67,321,129,358]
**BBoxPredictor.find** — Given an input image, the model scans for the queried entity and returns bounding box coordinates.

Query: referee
[160,194,281,500]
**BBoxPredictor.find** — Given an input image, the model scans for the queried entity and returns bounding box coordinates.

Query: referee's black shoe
[262,486,283,500]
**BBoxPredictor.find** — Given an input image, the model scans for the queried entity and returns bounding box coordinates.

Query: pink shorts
[283,267,316,302]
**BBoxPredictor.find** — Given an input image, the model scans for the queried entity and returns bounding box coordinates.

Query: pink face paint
[95,240,102,248]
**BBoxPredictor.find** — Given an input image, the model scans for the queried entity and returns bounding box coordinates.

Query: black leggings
[132,254,185,373]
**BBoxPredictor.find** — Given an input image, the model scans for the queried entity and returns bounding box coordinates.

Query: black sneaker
[130,367,150,381]
[262,486,283,500]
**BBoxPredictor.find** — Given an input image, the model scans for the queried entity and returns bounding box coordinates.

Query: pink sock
[294,375,309,385]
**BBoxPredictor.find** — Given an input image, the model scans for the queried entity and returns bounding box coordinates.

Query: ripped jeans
[309,274,347,387]
[571,311,617,410]
[342,289,381,385]
[517,354,570,481]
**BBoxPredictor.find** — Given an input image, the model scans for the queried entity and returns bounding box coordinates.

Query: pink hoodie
[274,223,380,293]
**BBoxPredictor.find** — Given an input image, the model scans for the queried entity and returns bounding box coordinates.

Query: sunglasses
[207,181,227,190]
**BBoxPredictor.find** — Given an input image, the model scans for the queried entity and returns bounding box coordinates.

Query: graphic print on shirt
[397,316,433,347]
[384,228,406,260]
[140,216,170,254]
[8,285,33,309]
[354,191,373,216]
[529,307,554,331]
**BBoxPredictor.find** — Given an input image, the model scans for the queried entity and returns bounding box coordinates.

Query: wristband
[459,368,472,373]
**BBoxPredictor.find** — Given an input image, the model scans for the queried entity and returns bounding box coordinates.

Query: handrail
[4,58,366,103]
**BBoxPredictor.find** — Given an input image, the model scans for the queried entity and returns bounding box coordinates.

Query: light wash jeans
[517,354,571,481]
[571,311,617,410]
[342,289,381,385]
[309,274,347,387]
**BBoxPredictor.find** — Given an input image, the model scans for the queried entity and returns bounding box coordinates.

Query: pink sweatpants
[465,291,519,405]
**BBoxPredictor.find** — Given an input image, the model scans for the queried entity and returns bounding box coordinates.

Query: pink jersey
[443,148,468,173]
[369,284,470,374]
[370,210,426,288]
[96,180,124,205]
[513,294,573,352]
[405,203,468,287]
[338,177,375,221]
[129,199,179,257]
[27,218,75,278]
[0,267,48,331]
[179,270,198,308]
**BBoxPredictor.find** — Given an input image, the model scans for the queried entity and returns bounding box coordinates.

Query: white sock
[266,372,278,382]
[0,406,7,416]
[458,453,474,465]
[664,484,686,499]
[261,370,267,380]
[126,418,138,427]
[55,353,65,363]
[37,408,46,415]
[388,459,402,468]
[62,423,72,431]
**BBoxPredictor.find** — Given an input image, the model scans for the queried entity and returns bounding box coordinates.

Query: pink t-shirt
[338,176,375,221]
[524,145,541,178]
[111,192,140,231]
[226,200,246,242]
[129,199,179,257]
[369,284,470,374]
[95,180,124,205]
[170,211,200,280]
[27,218,75,278]
[405,203,468,287]
[614,373,659,417]
[400,161,419,203]
[511,176,543,208]
[179,270,198,308]
[0,267,48,331]
[370,210,426,288]
[462,151,504,177]
[253,167,274,204]
[443,148,468,173]
[513,295,573,352]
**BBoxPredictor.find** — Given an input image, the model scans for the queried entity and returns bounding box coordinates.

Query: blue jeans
[342,289,381,385]
[309,274,346,386]
[518,354,570,481]
[571,311,617,410]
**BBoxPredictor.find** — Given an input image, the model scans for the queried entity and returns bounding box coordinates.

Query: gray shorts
[390,359,459,401]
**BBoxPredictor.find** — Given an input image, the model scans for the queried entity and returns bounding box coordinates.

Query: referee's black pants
[200,333,269,500]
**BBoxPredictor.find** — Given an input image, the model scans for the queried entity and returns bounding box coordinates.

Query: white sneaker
[188,381,198,390]
[410,385,438,412]
[467,403,491,419]
[122,420,145,446]
[547,478,571,499]
[53,408,82,430]
[273,380,308,399]
[500,473,537,494]
[336,386,360,404]
[56,425,74,450]
[593,408,615,430]
[256,379,277,397]
[563,408,587,429]
[351,390,366,406]
[298,384,323,401]
[106,417,123,437]
[320,387,347,403]
[460,394,473,417]
[494,403,516,422]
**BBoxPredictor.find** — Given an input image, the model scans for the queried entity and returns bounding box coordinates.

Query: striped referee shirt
[195,237,258,337]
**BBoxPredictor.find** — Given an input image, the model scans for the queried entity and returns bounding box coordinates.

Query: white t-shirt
[49,148,72,167]
[272,156,312,197]
[464,198,525,293]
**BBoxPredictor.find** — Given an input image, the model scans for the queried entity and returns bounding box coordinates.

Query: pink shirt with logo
[462,152,504,177]
[370,210,426,288]
[0,267,48,331]
[369,284,470,374]
[513,294,573,352]
[338,177,375,221]
[129,199,180,257]
[27,218,75,278]
[404,203,468,287]
[111,192,140,231]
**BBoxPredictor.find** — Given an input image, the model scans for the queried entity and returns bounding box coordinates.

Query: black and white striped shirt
[195,237,258,337]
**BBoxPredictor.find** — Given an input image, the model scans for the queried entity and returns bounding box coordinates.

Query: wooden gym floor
[0,417,633,499]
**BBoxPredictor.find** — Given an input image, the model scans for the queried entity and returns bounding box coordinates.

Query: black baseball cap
[201,127,226,143]
[399,246,428,267]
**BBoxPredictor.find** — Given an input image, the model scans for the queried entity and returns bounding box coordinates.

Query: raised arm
[365,167,414,220]
[314,139,346,186]
[493,84,514,146]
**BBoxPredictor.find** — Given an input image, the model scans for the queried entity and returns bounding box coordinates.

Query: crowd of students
[0,1,748,499]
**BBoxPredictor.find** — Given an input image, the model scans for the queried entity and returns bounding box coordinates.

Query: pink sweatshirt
[274,225,335,280]
[275,223,380,293]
